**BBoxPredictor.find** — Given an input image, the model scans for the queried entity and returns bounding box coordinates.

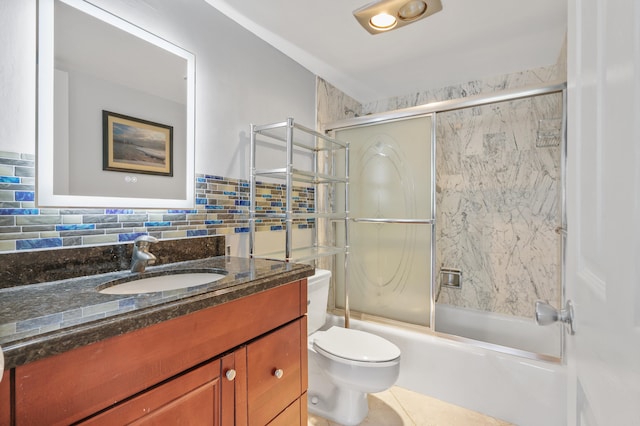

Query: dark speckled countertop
[0,244,314,370]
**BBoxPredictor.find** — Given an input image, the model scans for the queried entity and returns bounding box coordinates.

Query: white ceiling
[204,0,567,103]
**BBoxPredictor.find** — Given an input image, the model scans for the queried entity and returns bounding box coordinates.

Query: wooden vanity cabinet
[11,279,308,425]
[82,321,310,426]
[0,371,9,426]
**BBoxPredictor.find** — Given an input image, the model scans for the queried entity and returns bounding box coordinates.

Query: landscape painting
[103,111,173,176]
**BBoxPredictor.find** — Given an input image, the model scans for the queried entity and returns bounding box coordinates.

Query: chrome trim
[351,217,433,224]
[255,121,348,151]
[344,141,351,329]
[560,88,568,357]
[325,80,567,132]
[430,112,437,330]
[535,300,575,335]
[294,122,349,148]
[285,118,294,260]
[249,124,257,258]
[253,120,289,132]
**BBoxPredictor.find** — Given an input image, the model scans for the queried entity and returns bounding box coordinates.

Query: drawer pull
[274,368,284,379]
[225,369,237,381]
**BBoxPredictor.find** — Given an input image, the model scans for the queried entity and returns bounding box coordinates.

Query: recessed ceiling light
[370,13,397,30]
[353,0,443,35]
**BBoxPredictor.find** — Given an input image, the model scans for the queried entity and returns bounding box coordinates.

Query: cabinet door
[221,348,247,426]
[80,360,221,425]
[247,319,302,426]
[0,371,9,426]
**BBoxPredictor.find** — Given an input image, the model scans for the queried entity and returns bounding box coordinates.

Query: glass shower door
[334,115,433,326]
[327,84,565,360]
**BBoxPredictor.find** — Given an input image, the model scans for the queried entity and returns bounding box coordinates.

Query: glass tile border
[0,151,314,252]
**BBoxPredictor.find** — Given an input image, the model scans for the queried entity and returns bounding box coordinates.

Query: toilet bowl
[307,269,401,425]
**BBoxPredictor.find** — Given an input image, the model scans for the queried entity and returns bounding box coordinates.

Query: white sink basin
[99,271,226,295]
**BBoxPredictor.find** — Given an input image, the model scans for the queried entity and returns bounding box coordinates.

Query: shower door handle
[535,300,575,334]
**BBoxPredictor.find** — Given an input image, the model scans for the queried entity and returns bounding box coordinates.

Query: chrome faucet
[130,235,158,273]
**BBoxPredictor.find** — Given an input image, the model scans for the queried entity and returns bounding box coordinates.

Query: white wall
[0,0,316,180]
[0,0,36,155]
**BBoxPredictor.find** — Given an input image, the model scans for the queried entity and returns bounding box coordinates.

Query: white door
[566,0,640,424]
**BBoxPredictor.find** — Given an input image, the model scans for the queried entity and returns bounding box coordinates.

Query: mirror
[38,0,195,208]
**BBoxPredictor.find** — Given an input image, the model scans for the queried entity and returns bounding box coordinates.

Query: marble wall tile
[316,78,362,129]
[361,65,560,115]
[435,93,563,318]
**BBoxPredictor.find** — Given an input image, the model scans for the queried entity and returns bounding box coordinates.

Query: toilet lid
[313,326,401,362]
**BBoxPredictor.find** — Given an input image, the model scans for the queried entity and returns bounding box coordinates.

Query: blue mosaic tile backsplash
[0,151,314,252]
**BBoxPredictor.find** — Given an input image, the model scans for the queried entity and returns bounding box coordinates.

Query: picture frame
[102,110,173,176]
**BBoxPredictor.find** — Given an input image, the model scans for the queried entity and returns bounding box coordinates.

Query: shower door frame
[326,80,568,362]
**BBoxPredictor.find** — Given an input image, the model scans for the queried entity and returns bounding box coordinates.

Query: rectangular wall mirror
[38,0,195,208]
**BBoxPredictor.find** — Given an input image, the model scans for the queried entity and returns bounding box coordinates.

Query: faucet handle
[134,235,158,246]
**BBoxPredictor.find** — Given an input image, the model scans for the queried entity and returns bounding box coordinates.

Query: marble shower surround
[435,93,562,318]
[317,64,563,319]
[360,64,562,114]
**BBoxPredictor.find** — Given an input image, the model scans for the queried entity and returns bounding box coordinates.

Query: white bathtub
[326,313,567,426]
[434,303,563,357]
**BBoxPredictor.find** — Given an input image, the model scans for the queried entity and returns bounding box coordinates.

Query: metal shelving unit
[249,117,349,267]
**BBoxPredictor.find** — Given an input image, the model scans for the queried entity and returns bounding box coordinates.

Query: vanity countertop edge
[0,256,314,370]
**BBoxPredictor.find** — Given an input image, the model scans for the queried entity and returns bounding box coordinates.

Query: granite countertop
[0,256,314,369]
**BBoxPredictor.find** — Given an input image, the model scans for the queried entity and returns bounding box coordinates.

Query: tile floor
[307,386,512,426]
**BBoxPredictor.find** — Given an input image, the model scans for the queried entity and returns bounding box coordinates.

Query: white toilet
[307,269,401,425]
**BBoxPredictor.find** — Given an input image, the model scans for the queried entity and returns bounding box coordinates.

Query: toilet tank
[307,269,332,334]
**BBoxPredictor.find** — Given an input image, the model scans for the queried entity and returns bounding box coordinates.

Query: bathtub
[434,303,563,357]
[326,313,567,426]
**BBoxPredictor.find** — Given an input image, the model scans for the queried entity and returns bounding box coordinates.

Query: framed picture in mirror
[102,110,173,176]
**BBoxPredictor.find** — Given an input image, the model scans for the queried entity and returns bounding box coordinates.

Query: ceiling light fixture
[370,13,397,30]
[353,0,443,35]
[398,0,428,20]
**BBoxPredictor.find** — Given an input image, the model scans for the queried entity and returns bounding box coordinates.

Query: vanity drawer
[247,318,304,426]
[268,396,303,426]
[79,360,221,425]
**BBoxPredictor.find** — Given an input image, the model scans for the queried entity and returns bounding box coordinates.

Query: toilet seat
[312,326,400,366]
